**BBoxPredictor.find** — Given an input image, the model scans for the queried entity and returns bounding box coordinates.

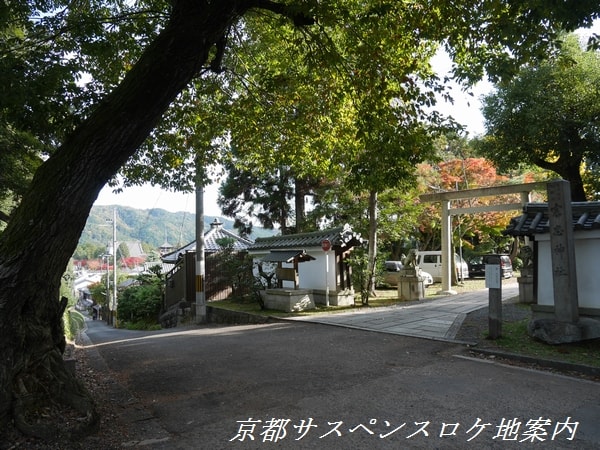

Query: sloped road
[81,309,600,449]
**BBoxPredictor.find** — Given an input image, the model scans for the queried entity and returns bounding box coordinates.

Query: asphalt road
[83,318,600,449]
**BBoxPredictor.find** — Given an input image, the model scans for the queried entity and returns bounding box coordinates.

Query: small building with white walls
[503,202,600,317]
[247,224,364,310]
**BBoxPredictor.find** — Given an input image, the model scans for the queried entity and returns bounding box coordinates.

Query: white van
[416,251,469,282]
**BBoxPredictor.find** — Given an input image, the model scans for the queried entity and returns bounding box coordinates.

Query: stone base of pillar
[517,276,534,304]
[528,317,600,344]
[397,269,425,301]
[263,288,315,312]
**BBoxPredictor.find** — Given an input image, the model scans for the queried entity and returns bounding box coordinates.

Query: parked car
[468,254,513,279]
[467,256,485,278]
[382,261,434,287]
[415,251,469,282]
[483,254,513,278]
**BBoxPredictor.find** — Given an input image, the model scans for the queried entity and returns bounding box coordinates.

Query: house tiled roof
[262,250,316,263]
[248,224,363,251]
[204,222,254,252]
[503,202,600,236]
[161,219,253,263]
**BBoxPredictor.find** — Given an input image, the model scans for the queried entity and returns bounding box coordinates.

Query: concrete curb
[467,347,600,379]
[206,305,278,324]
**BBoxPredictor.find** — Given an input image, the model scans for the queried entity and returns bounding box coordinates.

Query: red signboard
[321,239,331,252]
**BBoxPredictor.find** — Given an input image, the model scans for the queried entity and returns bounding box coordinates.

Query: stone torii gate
[419,182,546,294]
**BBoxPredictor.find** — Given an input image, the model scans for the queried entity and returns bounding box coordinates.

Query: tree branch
[249,0,315,26]
[0,210,10,224]
[210,29,228,73]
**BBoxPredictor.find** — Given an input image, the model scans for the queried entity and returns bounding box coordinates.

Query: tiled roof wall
[504,202,600,236]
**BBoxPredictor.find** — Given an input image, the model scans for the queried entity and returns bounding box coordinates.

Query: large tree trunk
[534,153,587,202]
[0,0,249,438]
[561,167,587,202]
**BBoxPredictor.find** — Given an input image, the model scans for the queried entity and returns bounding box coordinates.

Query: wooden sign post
[322,239,331,306]
[486,258,502,339]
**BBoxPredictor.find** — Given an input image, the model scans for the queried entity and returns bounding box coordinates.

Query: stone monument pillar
[547,180,579,323]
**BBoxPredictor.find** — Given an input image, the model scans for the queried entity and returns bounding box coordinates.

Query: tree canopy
[478,33,600,201]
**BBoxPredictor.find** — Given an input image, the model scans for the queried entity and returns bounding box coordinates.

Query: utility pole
[112,208,118,327]
[195,156,206,323]
[104,209,118,326]
[105,255,109,322]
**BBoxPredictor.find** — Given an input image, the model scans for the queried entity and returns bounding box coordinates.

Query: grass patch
[120,320,162,331]
[485,318,600,368]
[65,309,86,341]
[426,275,517,296]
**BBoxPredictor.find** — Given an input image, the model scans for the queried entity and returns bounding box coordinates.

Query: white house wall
[250,248,335,290]
[535,230,600,309]
[298,249,335,290]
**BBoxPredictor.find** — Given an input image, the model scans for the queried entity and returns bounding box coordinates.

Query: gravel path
[454,298,531,343]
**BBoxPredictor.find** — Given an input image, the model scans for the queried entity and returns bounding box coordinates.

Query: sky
[95,183,221,216]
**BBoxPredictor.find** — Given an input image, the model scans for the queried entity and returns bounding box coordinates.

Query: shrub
[214,239,255,302]
[118,283,162,325]
[346,246,371,305]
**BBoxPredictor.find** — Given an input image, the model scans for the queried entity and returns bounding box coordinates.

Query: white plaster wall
[249,248,335,290]
[535,230,600,308]
[297,249,335,290]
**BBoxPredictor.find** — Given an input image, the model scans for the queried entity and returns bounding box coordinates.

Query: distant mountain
[79,205,275,252]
